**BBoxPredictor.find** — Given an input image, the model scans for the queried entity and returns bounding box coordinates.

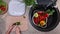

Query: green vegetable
[46,9,55,15]
[13,22,21,25]
[0,0,6,6]
[0,9,3,14]
[23,0,35,6]
[0,0,1,1]
[49,10,55,15]
[33,2,37,8]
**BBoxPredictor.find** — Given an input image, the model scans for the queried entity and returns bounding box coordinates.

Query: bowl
[0,1,8,15]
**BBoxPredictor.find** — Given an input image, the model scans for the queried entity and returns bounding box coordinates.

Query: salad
[0,0,7,14]
[33,9,55,28]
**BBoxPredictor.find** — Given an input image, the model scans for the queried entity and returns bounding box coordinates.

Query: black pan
[29,5,59,32]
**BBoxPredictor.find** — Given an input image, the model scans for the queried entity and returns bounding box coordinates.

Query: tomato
[37,11,48,21]
[0,5,6,11]
[33,17,39,25]
[44,13,49,18]
[38,11,44,15]
[33,11,49,25]
[40,17,45,21]
[1,7,6,11]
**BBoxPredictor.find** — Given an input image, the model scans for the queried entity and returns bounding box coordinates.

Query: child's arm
[15,26,21,34]
[6,25,15,34]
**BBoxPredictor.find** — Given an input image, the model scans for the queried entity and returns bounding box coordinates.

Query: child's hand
[6,25,15,34]
[15,26,21,34]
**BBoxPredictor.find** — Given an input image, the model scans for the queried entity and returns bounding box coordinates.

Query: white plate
[8,0,25,16]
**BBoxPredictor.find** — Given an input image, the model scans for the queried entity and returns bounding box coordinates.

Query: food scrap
[23,16,26,18]
[13,22,21,25]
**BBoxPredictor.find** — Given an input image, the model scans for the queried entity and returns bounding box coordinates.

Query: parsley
[23,0,35,6]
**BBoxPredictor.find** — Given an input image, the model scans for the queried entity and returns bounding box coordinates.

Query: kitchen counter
[0,0,60,34]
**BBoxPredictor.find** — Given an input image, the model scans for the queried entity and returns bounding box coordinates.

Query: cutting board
[1,12,28,32]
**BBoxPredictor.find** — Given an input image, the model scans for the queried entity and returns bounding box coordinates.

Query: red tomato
[38,11,44,13]
[38,11,44,15]
[38,11,48,20]
[33,11,49,25]
[44,13,49,18]
[40,16,45,21]
[33,17,39,25]
[1,7,6,11]
[0,5,6,11]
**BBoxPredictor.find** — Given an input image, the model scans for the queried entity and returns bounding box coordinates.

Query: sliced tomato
[33,17,39,25]
[44,13,49,18]
[39,16,45,20]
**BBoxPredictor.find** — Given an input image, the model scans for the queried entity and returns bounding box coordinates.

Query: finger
[6,25,15,34]
[15,27,21,34]
[8,25,15,31]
